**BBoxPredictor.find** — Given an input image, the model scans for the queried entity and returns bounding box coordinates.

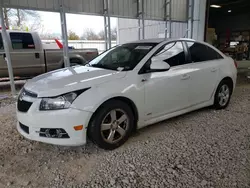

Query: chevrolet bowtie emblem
[19,91,26,101]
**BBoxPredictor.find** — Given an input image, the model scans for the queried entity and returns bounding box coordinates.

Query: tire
[70,58,87,66]
[62,58,87,68]
[213,80,232,109]
[88,100,134,150]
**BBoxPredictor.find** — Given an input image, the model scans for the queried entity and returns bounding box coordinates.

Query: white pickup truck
[0,30,98,78]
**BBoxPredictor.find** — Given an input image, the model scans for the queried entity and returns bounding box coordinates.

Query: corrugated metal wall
[117,18,188,44]
[192,0,206,41]
[171,0,187,21]
[144,0,187,21]
[4,0,187,21]
[109,0,138,18]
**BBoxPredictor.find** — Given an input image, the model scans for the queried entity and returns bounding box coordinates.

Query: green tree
[68,30,80,40]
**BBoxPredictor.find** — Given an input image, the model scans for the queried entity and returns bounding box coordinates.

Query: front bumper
[16,98,93,146]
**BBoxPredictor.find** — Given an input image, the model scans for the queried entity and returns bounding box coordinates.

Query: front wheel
[213,80,232,109]
[88,100,134,150]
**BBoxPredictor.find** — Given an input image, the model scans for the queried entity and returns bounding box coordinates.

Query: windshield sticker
[135,46,153,50]
[117,67,124,71]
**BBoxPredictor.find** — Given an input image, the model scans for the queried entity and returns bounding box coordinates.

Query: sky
[38,11,117,36]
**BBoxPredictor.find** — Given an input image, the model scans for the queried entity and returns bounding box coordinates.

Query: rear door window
[186,42,223,63]
[10,33,35,50]
[206,45,223,60]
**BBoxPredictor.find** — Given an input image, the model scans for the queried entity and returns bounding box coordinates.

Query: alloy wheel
[100,109,129,144]
[218,84,230,107]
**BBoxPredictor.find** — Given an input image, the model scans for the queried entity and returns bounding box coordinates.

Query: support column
[137,0,145,40]
[165,0,172,39]
[137,0,141,40]
[0,6,16,96]
[187,0,194,38]
[141,0,145,39]
[169,0,172,38]
[138,17,141,40]
[107,0,112,49]
[192,0,207,41]
[103,11,108,50]
[104,0,111,50]
[59,1,70,67]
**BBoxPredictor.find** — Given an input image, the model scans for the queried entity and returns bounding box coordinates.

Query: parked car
[16,38,237,150]
[0,30,98,78]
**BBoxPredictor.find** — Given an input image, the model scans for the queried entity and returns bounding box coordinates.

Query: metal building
[117,0,207,43]
[117,18,188,44]
[1,0,207,96]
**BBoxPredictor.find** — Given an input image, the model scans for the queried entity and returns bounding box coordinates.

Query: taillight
[234,60,238,68]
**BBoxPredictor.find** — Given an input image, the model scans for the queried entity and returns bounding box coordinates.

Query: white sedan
[16,38,237,150]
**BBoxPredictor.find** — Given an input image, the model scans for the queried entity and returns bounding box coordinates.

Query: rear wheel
[88,100,134,150]
[62,58,87,68]
[213,80,232,109]
[70,58,87,66]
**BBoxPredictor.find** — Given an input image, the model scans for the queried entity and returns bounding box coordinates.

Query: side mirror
[149,58,170,72]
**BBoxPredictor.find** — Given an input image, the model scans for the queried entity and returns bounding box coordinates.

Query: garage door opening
[207,0,250,61]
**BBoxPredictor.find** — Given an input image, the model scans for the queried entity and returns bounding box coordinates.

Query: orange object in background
[55,39,63,49]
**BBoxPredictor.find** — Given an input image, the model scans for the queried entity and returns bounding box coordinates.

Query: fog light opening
[39,128,70,138]
[45,128,63,138]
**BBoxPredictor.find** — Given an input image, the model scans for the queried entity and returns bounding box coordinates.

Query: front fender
[70,77,145,123]
[71,87,132,113]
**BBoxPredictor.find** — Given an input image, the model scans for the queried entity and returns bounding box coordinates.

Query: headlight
[39,88,90,111]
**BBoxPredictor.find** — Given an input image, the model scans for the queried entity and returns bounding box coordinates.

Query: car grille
[17,100,33,112]
[19,123,29,134]
[17,88,37,112]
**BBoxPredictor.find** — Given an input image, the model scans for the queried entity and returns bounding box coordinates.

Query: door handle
[211,68,217,72]
[35,53,40,59]
[181,74,190,80]
[141,78,147,82]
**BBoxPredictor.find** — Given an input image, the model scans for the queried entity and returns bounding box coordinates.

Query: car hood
[24,66,126,97]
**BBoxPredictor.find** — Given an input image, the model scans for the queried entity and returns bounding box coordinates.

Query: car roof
[131,38,166,43]
[128,38,196,44]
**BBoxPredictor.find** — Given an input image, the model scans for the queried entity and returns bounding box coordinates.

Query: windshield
[88,43,157,71]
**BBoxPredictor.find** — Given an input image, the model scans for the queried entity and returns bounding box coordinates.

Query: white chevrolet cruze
[16,38,237,150]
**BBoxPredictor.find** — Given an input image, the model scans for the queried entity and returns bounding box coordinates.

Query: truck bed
[44,48,98,72]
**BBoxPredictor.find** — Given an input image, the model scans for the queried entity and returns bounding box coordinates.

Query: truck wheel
[70,58,87,66]
[62,58,87,68]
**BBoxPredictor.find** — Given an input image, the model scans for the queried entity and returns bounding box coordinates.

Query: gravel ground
[0,78,250,188]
